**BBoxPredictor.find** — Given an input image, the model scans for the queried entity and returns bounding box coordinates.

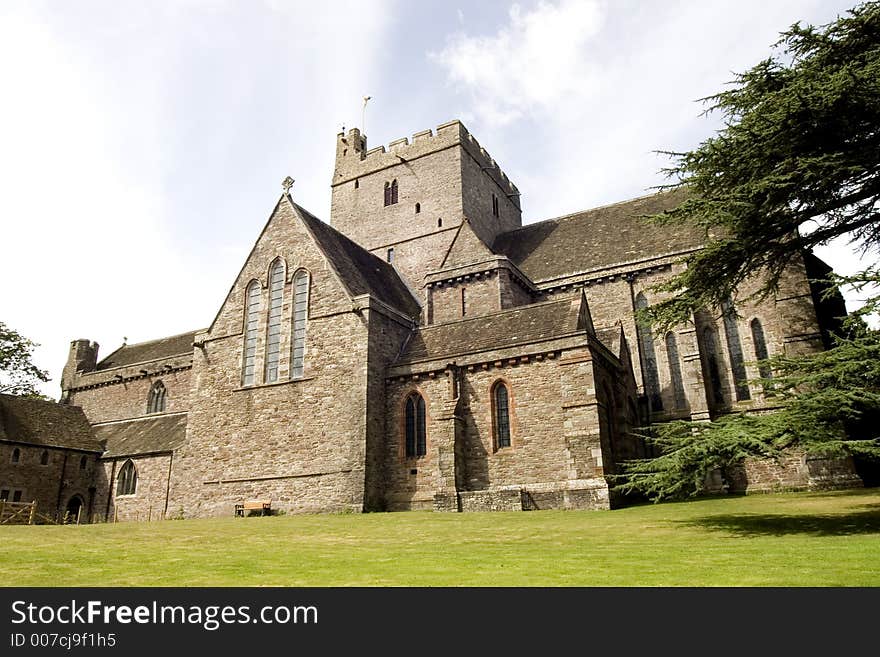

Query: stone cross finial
[282,176,294,193]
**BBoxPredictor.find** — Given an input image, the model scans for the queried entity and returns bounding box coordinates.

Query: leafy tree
[619,2,880,500]
[646,1,879,328]
[0,322,50,397]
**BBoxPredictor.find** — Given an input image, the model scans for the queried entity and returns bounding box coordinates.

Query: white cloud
[0,1,394,398]
[432,1,604,126]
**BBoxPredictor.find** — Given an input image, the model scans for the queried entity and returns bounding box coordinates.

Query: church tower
[329,120,522,295]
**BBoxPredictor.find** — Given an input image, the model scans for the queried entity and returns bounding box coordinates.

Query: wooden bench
[234,500,272,517]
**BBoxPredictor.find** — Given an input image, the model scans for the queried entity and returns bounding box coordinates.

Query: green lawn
[3,489,879,586]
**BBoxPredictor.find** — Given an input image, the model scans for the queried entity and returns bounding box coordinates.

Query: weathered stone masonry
[43,118,861,520]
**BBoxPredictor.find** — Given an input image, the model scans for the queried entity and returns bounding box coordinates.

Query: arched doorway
[65,495,84,524]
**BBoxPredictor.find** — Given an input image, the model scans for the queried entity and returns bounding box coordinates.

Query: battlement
[333,120,520,200]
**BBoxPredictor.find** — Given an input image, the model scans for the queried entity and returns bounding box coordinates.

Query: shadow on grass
[683,508,880,537]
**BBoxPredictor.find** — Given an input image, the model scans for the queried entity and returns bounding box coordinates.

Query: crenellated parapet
[333,120,520,208]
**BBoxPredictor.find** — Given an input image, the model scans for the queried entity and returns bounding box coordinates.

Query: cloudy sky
[0,0,868,399]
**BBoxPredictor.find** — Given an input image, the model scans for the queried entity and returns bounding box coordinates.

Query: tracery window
[242,280,262,386]
[264,259,285,384]
[291,270,310,379]
[147,380,167,413]
[117,460,137,496]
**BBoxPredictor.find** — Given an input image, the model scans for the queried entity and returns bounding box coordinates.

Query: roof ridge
[110,328,203,350]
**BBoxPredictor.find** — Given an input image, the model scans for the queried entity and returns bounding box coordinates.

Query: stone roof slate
[396,298,583,364]
[492,189,705,283]
[94,413,187,458]
[294,201,421,319]
[0,394,102,452]
[96,331,199,370]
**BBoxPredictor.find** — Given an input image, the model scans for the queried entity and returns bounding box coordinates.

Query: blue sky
[0,0,867,398]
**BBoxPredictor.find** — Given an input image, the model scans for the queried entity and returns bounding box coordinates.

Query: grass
[2,489,879,586]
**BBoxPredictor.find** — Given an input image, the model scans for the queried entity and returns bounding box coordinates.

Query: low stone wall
[727,453,863,494]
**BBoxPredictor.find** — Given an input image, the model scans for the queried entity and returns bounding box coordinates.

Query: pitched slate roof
[96,330,200,370]
[94,413,187,458]
[0,394,102,452]
[492,188,705,283]
[396,298,584,364]
[294,201,421,319]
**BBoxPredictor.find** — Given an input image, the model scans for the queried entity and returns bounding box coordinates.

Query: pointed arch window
[264,259,285,383]
[700,325,725,407]
[11,448,20,464]
[242,280,262,386]
[147,380,167,414]
[40,450,49,466]
[721,298,750,401]
[635,293,663,411]
[405,394,426,458]
[291,270,310,379]
[665,332,687,410]
[384,179,399,206]
[751,318,772,381]
[493,382,511,449]
[117,460,137,496]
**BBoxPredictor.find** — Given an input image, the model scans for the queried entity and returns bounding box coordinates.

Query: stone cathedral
[1,120,860,522]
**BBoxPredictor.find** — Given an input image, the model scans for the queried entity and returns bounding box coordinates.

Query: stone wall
[96,454,173,522]
[67,367,192,424]
[0,443,98,521]
[364,302,418,511]
[331,121,523,295]
[382,337,630,512]
[166,198,373,517]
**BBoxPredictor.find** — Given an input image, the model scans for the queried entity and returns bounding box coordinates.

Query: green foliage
[619,2,880,500]
[645,1,880,329]
[0,321,49,397]
[619,325,880,500]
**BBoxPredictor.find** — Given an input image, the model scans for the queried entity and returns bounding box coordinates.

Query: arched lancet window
[415,202,421,214]
[242,280,262,386]
[80,455,88,470]
[384,180,399,206]
[147,380,167,413]
[700,325,725,408]
[751,318,772,381]
[493,382,511,449]
[264,259,285,383]
[405,394,427,458]
[665,332,687,410]
[40,450,49,466]
[11,448,20,464]
[291,270,310,379]
[635,293,663,411]
[117,460,137,496]
[721,298,750,401]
